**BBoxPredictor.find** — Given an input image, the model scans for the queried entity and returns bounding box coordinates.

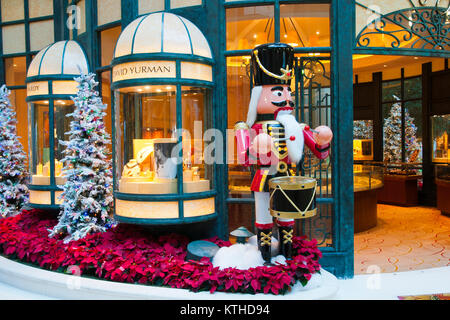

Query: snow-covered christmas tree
[49,73,115,242]
[383,96,421,163]
[0,85,29,218]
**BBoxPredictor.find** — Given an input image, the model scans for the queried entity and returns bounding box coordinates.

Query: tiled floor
[354,204,450,275]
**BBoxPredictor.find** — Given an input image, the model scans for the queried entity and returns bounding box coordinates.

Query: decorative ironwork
[356,6,450,51]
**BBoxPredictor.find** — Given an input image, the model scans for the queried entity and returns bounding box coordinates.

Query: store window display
[111,12,215,224]
[26,40,89,208]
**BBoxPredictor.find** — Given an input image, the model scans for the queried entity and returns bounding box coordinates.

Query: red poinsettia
[0,209,322,295]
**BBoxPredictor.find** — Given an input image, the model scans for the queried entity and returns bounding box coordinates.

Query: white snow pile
[212,243,265,270]
[211,241,288,270]
[211,240,323,292]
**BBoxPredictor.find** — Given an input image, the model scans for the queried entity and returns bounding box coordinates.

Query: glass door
[294,56,334,248]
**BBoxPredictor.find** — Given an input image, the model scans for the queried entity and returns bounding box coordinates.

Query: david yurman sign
[112,61,176,82]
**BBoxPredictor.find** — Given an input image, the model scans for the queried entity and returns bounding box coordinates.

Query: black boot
[257,228,272,264]
[278,225,294,259]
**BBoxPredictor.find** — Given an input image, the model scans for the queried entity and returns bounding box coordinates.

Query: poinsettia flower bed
[0,209,322,295]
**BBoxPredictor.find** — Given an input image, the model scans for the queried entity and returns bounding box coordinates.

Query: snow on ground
[212,242,291,270]
[211,242,323,292]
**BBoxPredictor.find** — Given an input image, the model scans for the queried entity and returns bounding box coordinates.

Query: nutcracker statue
[234,43,333,264]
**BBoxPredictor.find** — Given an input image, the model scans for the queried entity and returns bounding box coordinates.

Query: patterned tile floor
[354,204,450,275]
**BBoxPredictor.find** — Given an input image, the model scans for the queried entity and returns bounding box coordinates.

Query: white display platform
[0,256,338,300]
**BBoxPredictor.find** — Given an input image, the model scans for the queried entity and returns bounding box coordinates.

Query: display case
[435,164,450,216]
[353,164,384,232]
[353,164,384,192]
[26,40,89,209]
[376,162,422,206]
[111,12,216,225]
[432,114,449,163]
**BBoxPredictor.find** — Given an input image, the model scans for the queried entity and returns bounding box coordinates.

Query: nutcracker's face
[257,85,294,114]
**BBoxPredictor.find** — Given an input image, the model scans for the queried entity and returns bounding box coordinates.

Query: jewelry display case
[353,164,384,232]
[377,162,422,206]
[111,12,216,225]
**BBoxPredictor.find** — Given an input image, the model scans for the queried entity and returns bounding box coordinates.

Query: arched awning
[111,12,214,88]
[26,40,89,99]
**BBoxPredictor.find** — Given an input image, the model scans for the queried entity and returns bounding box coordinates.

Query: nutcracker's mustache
[271,100,294,107]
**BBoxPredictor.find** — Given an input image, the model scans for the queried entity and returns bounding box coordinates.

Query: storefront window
[29,102,50,185]
[280,4,330,48]
[115,86,177,194]
[54,101,75,181]
[181,86,213,193]
[5,56,26,86]
[226,56,252,199]
[28,100,74,186]
[226,5,274,51]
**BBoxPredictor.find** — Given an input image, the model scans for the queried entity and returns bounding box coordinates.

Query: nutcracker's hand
[250,133,273,155]
[312,125,333,145]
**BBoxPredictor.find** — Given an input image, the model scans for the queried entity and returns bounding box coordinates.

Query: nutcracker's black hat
[251,43,294,87]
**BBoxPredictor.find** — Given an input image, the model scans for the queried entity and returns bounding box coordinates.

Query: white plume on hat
[246,86,263,127]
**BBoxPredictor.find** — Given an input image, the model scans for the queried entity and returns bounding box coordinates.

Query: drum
[269,176,317,219]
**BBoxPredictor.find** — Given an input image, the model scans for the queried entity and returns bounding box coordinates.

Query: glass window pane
[404,100,422,163]
[97,0,121,26]
[101,26,122,66]
[29,20,55,51]
[78,0,86,34]
[54,101,75,184]
[226,5,274,51]
[404,76,422,100]
[383,101,403,163]
[1,0,24,22]
[101,71,112,154]
[226,56,252,198]
[181,86,212,193]
[9,89,27,161]
[280,4,330,48]
[171,0,201,9]
[2,24,25,54]
[115,86,177,194]
[29,101,50,184]
[5,56,26,86]
[29,0,53,18]
[138,0,164,15]
[382,80,401,102]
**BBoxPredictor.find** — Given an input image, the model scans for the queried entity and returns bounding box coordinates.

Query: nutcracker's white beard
[276,110,304,164]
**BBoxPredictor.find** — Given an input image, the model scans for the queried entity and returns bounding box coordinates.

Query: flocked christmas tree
[383,96,422,163]
[49,73,115,242]
[0,85,28,218]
